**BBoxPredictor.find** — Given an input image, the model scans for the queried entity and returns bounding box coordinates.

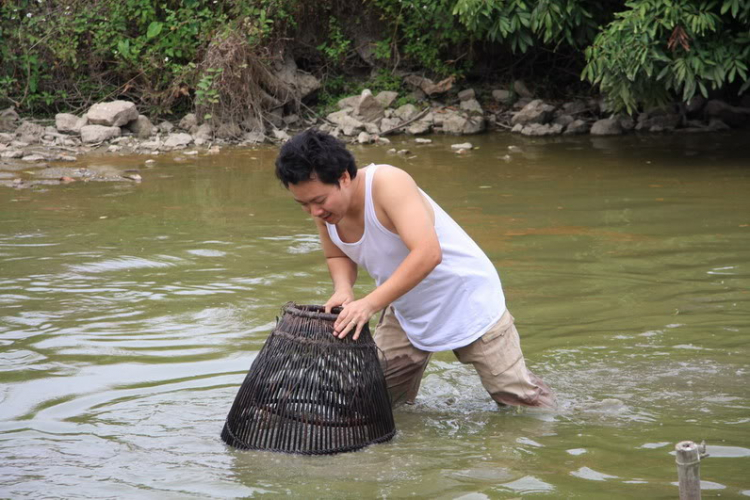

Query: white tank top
[326,164,505,351]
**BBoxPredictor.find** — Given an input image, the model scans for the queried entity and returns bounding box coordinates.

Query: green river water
[1,132,748,499]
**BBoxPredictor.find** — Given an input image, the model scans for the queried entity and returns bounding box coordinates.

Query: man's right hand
[324,289,354,313]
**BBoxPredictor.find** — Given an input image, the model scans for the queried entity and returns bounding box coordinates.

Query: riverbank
[2,81,749,190]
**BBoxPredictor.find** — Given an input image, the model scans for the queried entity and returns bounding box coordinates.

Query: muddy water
[1,132,748,498]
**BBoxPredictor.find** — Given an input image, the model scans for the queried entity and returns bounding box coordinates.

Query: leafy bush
[582,0,750,112]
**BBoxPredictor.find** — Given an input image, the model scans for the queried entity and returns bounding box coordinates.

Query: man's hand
[324,289,354,314]
[333,297,377,340]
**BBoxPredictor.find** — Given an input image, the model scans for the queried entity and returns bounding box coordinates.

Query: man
[275,129,555,409]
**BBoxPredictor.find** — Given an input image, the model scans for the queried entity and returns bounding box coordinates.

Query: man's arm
[314,217,358,313]
[334,166,442,338]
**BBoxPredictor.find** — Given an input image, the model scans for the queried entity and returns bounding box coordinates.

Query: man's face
[288,172,352,224]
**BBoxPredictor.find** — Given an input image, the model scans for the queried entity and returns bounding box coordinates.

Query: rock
[179,113,198,131]
[393,104,418,122]
[686,95,706,115]
[387,148,397,154]
[442,112,485,135]
[511,100,555,126]
[141,138,162,150]
[55,113,87,133]
[337,96,359,110]
[80,125,121,143]
[590,118,623,136]
[215,122,243,140]
[397,149,411,156]
[451,142,473,150]
[554,114,575,127]
[355,89,385,123]
[1,150,23,159]
[295,73,322,101]
[0,133,14,144]
[375,91,398,108]
[87,100,138,127]
[164,133,193,148]
[458,89,476,101]
[192,123,213,145]
[22,154,46,162]
[708,118,731,131]
[266,108,284,129]
[562,100,590,116]
[376,136,391,145]
[357,132,375,144]
[403,74,455,96]
[379,117,402,135]
[415,138,432,144]
[618,114,635,131]
[16,121,45,144]
[704,99,749,128]
[364,122,381,135]
[272,129,291,142]
[520,123,563,136]
[442,113,467,134]
[107,145,121,153]
[636,112,680,131]
[512,98,533,111]
[513,80,533,98]
[407,118,432,135]
[460,98,483,114]
[11,141,29,148]
[283,114,299,126]
[244,130,266,144]
[563,119,590,135]
[127,115,154,139]
[0,107,20,132]
[56,155,77,162]
[157,121,174,133]
[327,110,364,136]
[492,89,512,103]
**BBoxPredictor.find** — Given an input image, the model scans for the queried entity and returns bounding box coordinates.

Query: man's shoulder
[370,164,414,189]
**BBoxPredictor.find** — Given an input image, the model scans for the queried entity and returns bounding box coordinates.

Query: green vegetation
[1,0,748,119]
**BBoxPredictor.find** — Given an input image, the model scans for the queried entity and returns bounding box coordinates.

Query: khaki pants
[373,307,556,409]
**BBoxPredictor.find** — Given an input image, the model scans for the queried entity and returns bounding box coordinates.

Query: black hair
[275,128,357,187]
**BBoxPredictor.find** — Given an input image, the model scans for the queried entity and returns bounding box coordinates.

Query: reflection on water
[1,132,749,498]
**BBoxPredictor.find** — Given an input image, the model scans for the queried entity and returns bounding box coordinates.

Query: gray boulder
[128,115,154,139]
[513,80,533,98]
[511,100,555,126]
[179,113,198,131]
[357,132,375,144]
[520,123,563,136]
[271,129,291,142]
[55,113,87,133]
[0,133,14,144]
[80,125,121,143]
[164,132,193,148]
[355,90,385,123]
[375,91,398,108]
[393,104,418,122]
[379,117,403,135]
[636,112,680,132]
[364,122,381,135]
[458,89,476,101]
[87,101,138,127]
[215,122,243,140]
[460,98,483,114]
[0,107,20,132]
[554,114,575,127]
[157,121,175,133]
[407,116,432,135]
[590,118,623,136]
[16,121,45,144]
[337,96,359,110]
[704,99,749,128]
[442,112,485,135]
[561,100,590,116]
[192,123,213,145]
[563,119,590,135]
[686,95,706,115]
[492,89,512,103]
[708,118,731,131]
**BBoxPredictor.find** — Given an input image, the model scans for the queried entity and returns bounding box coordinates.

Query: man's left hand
[333,298,377,340]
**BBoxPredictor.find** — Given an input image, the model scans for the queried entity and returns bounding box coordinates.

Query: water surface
[1,132,749,498]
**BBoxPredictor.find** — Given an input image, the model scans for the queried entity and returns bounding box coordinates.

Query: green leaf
[147,22,163,39]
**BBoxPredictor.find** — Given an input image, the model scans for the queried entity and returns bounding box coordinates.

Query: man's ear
[339,171,351,187]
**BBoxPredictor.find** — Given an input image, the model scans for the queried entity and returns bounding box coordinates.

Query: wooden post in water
[675,441,701,500]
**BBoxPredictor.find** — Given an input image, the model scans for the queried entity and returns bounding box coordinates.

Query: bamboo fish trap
[221,303,396,454]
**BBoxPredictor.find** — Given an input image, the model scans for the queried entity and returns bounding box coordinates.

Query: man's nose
[311,205,325,217]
